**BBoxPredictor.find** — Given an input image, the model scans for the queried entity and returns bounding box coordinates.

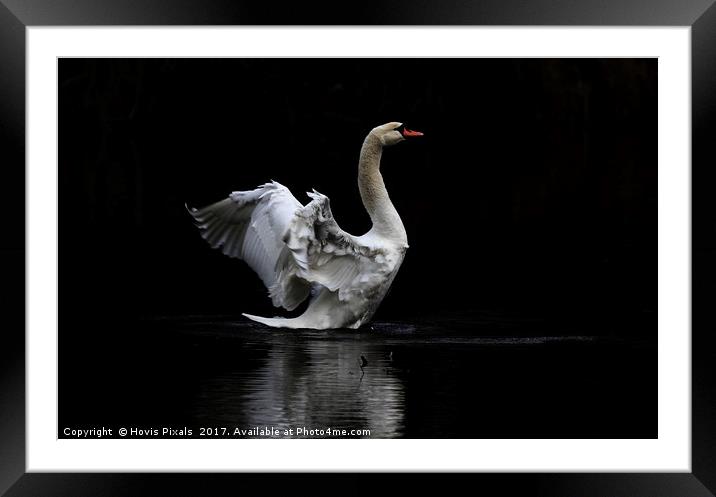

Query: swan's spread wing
[189,184,385,308]
[286,191,383,301]
[187,181,310,311]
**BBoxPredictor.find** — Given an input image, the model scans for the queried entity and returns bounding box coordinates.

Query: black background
[59,58,656,329]
[58,58,657,437]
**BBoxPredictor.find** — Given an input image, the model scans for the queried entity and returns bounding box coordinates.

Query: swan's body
[188,122,422,329]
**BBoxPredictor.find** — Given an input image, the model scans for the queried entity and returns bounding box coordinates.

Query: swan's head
[371,122,424,147]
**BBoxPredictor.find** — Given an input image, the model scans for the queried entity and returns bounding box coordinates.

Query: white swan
[187,122,423,329]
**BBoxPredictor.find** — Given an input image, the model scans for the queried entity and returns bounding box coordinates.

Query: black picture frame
[2,1,713,495]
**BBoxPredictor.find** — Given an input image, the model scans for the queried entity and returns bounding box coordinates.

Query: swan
[187,122,423,329]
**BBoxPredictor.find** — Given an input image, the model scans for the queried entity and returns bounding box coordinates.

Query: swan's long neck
[358,133,407,244]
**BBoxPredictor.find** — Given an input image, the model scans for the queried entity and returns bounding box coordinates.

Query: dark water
[59,316,656,439]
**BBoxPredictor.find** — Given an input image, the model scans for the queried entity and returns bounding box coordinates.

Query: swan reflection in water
[191,327,406,438]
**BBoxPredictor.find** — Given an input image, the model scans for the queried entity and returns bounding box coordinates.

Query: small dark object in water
[360,355,368,368]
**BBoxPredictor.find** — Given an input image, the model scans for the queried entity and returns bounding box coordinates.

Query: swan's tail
[242,313,299,329]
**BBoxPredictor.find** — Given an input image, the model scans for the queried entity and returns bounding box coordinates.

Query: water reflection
[192,325,406,438]
[153,318,653,439]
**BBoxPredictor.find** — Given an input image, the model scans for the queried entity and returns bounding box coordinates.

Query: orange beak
[402,127,424,137]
